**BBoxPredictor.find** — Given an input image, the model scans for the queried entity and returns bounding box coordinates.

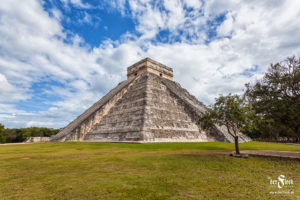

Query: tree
[200,94,249,155]
[0,123,6,143]
[244,56,300,140]
[22,130,31,140]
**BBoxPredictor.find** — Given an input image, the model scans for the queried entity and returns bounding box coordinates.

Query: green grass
[0,142,299,200]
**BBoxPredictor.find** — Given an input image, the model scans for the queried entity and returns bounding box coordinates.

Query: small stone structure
[51,58,251,143]
[127,58,173,80]
[25,137,50,143]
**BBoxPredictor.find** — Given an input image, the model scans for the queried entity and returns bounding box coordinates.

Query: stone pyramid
[51,58,250,143]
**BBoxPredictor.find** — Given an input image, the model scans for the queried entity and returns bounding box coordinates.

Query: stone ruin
[25,137,50,143]
[50,58,250,143]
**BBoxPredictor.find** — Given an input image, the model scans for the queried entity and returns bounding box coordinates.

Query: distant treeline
[0,124,60,143]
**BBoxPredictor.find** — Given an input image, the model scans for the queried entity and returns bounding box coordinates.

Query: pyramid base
[83,129,216,143]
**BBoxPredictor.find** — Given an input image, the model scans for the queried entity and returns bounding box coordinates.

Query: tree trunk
[234,136,240,155]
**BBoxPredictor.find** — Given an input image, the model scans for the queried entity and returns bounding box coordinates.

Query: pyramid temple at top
[50,58,250,143]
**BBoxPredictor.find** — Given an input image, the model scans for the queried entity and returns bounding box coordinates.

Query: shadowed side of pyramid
[51,58,251,143]
[160,76,250,143]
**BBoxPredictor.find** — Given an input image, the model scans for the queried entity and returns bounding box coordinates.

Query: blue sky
[43,0,137,47]
[1,0,300,128]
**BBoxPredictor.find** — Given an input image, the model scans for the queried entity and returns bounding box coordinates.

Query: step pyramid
[50,58,250,143]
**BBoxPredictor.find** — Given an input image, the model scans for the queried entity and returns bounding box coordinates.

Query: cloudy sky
[0,0,300,128]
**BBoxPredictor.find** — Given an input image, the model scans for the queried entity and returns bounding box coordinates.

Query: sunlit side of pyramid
[50,58,250,143]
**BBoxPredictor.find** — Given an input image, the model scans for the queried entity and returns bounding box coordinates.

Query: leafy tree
[244,56,300,139]
[0,123,6,143]
[200,94,249,155]
[22,130,31,140]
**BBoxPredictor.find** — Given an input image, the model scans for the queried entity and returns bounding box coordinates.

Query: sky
[0,0,300,128]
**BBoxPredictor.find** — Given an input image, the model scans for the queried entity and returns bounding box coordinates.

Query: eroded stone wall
[141,73,210,142]
[25,137,50,142]
[84,74,148,141]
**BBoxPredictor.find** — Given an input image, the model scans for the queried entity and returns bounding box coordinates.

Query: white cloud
[0,0,300,128]
[0,73,30,103]
[163,0,185,31]
[127,0,206,41]
[217,12,234,36]
[60,0,91,9]
[105,0,127,16]
[183,0,202,9]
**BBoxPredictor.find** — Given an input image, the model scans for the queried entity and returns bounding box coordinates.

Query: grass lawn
[0,141,299,200]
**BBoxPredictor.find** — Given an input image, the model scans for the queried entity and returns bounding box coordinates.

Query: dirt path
[0,142,28,145]
[240,150,300,159]
[175,150,300,160]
